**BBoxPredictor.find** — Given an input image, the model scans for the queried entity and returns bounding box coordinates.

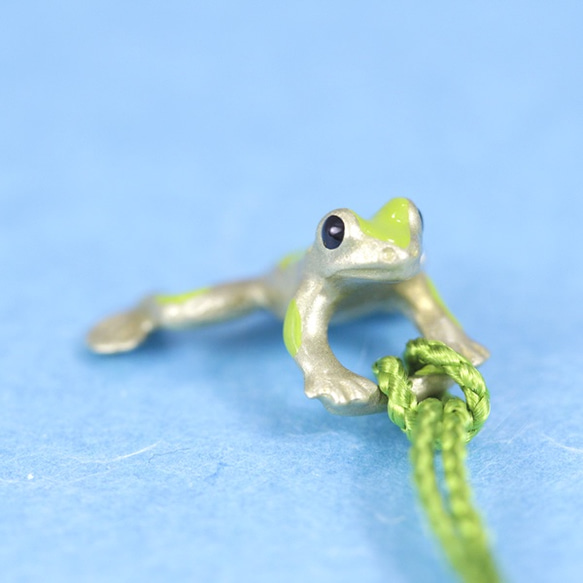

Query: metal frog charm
[87,198,489,416]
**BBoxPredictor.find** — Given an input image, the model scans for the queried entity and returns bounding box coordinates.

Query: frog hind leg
[86,278,272,354]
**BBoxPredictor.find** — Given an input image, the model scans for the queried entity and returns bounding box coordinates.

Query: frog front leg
[284,280,386,416]
[393,272,490,400]
[87,279,269,354]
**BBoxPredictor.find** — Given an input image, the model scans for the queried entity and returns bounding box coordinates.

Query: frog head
[307,198,424,283]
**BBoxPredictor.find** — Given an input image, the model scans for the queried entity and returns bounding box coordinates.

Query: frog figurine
[86,198,489,416]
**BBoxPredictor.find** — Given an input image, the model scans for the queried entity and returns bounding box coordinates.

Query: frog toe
[318,390,387,416]
[463,339,490,366]
[86,308,155,354]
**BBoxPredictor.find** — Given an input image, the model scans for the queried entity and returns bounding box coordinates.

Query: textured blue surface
[1,2,582,582]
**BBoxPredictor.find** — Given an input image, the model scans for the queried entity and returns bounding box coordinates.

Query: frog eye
[418,210,424,231]
[322,215,345,249]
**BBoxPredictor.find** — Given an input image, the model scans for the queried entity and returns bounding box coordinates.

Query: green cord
[373,338,502,583]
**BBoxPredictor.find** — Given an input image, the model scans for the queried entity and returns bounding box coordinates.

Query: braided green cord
[373,338,501,583]
[440,399,501,583]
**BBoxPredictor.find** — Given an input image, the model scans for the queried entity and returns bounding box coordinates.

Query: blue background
[1,2,582,582]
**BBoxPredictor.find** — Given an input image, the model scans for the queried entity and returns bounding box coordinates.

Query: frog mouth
[339,259,421,281]
[339,266,411,281]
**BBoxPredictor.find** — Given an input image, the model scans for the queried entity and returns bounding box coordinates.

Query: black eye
[418,210,424,231]
[322,215,345,249]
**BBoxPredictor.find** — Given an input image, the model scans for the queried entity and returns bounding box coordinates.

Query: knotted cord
[373,339,502,583]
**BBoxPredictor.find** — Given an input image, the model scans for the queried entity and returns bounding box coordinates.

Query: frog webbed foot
[86,305,155,354]
[304,370,387,416]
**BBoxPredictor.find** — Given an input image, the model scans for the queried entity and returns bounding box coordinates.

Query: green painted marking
[283,299,302,357]
[156,287,210,306]
[426,278,461,328]
[356,198,411,249]
[277,249,305,270]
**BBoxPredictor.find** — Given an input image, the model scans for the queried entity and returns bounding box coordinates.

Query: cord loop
[373,338,490,444]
